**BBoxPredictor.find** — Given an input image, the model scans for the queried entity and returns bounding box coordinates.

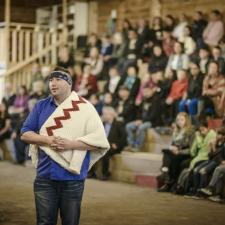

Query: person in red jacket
[164,69,188,124]
[74,64,98,98]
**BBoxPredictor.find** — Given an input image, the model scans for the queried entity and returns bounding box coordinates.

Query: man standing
[21,67,110,225]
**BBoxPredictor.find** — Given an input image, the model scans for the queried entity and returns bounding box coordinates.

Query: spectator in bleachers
[175,119,217,195]
[104,66,121,97]
[29,80,47,101]
[173,14,189,42]
[121,19,133,44]
[164,69,189,124]
[141,39,154,62]
[196,45,211,75]
[158,112,194,192]
[9,85,29,117]
[110,32,126,67]
[100,106,127,180]
[191,126,225,199]
[166,41,189,71]
[200,126,225,202]
[118,65,141,100]
[211,46,225,76]
[126,86,162,151]
[122,29,143,74]
[84,47,104,79]
[84,33,102,57]
[74,64,98,98]
[11,99,37,165]
[137,19,150,44]
[58,45,75,76]
[152,16,163,41]
[178,62,204,118]
[202,61,225,117]
[162,29,176,57]
[100,34,113,80]
[114,86,136,124]
[100,34,113,58]
[148,45,168,74]
[191,11,207,48]
[180,26,196,56]
[0,102,11,145]
[203,10,224,47]
[102,93,114,107]
[136,72,161,105]
[89,94,103,116]
[2,82,16,108]
[163,15,176,32]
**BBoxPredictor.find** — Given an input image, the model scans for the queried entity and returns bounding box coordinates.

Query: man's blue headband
[49,71,72,85]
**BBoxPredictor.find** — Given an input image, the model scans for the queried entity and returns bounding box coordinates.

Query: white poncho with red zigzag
[29,91,110,175]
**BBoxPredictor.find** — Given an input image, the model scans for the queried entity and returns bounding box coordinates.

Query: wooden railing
[0,22,65,92]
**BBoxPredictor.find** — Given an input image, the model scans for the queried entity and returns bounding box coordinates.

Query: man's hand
[50,137,74,151]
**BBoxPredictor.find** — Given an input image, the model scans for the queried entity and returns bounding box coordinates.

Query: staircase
[0,22,65,95]
[110,129,172,188]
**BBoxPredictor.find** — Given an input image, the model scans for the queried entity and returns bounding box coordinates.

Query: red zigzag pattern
[46,96,86,136]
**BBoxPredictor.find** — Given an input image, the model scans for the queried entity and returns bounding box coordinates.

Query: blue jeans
[126,121,151,148]
[34,177,85,225]
[179,99,198,116]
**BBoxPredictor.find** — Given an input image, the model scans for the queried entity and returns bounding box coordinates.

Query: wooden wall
[162,0,225,19]
[96,0,225,33]
[0,0,62,23]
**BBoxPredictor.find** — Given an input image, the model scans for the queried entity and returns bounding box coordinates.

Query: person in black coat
[191,11,207,48]
[121,29,143,74]
[100,106,127,180]
[114,86,137,124]
[148,45,168,74]
[126,87,158,150]
[178,62,204,116]
[211,46,225,76]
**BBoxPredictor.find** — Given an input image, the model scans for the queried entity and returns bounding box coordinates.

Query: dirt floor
[0,161,225,225]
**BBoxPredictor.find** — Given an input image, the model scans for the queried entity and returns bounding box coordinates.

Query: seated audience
[211,46,225,75]
[167,41,189,71]
[191,11,207,48]
[114,86,136,124]
[202,61,225,117]
[104,66,121,97]
[203,10,224,47]
[158,112,194,192]
[126,87,156,151]
[164,69,188,124]
[84,47,104,79]
[179,62,204,117]
[74,64,98,98]
[0,102,12,160]
[118,65,141,100]
[191,126,225,199]
[100,107,127,180]
[175,119,217,195]
[148,45,168,74]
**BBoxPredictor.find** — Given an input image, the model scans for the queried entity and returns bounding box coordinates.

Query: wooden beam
[4,0,10,68]
[62,0,68,43]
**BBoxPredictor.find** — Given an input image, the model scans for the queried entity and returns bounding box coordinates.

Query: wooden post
[0,0,10,100]
[62,0,68,44]
[149,0,162,21]
[4,0,11,68]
